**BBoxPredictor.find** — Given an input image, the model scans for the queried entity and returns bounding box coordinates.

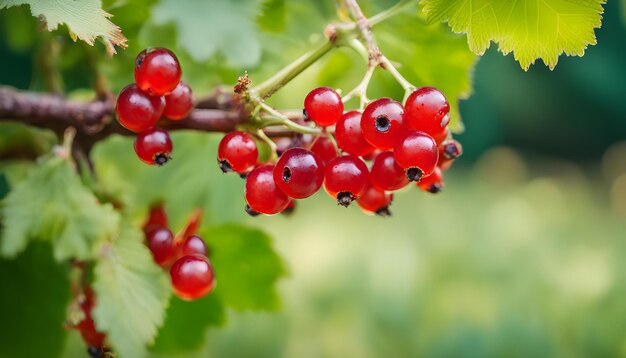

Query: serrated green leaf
[92,224,170,358]
[420,0,605,70]
[1,156,120,261]
[0,243,70,358]
[150,0,262,67]
[151,294,225,354]
[0,0,127,55]
[203,224,286,311]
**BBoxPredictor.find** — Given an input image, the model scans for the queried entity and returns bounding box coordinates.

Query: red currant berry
[135,48,182,96]
[77,289,106,348]
[115,84,164,133]
[146,227,176,266]
[324,155,369,207]
[245,165,291,215]
[303,87,344,126]
[369,151,409,191]
[217,131,258,174]
[404,87,450,136]
[170,254,216,300]
[394,131,439,182]
[310,136,338,165]
[439,139,463,160]
[361,98,407,150]
[273,148,324,199]
[163,81,193,120]
[417,167,444,193]
[432,127,449,145]
[134,128,173,166]
[362,149,382,162]
[179,235,207,257]
[335,111,375,156]
[357,185,393,216]
[143,203,168,234]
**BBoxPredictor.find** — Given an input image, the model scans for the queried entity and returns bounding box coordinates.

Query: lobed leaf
[92,224,170,358]
[0,156,120,261]
[0,0,127,55]
[420,0,606,70]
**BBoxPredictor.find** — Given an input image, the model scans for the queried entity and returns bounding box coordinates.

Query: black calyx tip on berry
[218,160,233,173]
[443,141,463,160]
[375,206,392,217]
[282,167,292,183]
[87,346,104,358]
[336,192,355,207]
[375,115,391,133]
[245,204,260,217]
[302,108,310,122]
[154,153,171,166]
[406,167,424,182]
[281,205,295,216]
[239,172,248,179]
[427,184,443,194]
[135,53,145,68]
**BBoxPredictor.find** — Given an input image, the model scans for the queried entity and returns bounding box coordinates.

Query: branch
[344,0,382,67]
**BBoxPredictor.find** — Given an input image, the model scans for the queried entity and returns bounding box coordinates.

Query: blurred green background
[1,0,626,357]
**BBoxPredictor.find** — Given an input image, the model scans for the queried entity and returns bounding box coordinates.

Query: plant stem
[258,102,320,135]
[380,55,415,99]
[251,41,334,100]
[342,64,375,109]
[369,0,416,26]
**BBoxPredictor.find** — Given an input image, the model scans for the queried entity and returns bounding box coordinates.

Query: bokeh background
[1,0,626,357]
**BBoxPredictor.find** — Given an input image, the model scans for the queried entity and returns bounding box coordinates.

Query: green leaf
[151,294,225,354]
[92,224,170,358]
[0,174,8,201]
[1,156,120,261]
[203,224,286,311]
[420,0,605,70]
[0,243,70,358]
[257,0,286,33]
[150,0,262,67]
[0,0,127,55]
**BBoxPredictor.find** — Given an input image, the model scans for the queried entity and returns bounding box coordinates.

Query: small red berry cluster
[218,86,463,216]
[143,205,216,301]
[115,48,194,165]
[68,285,110,357]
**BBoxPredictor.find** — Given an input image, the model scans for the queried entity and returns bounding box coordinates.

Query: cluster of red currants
[115,48,193,165]
[69,285,109,358]
[143,205,216,301]
[218,87,462,216]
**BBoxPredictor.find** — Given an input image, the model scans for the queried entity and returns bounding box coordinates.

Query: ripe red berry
[170,254,216,300]
[394,131,439,182]
[163,81,193,120]
[439,139,463,160]
[417,167,444,193]
[245,165,291,215]
[310,136,338,165]
[303,87,343,126]
[217,131,258,174]
[357,185,393,216]
[432,127,449,145]
[179,235,208,257]
[273,148,324,199]
[323,155,369,207]
[115,84,164,133]
[361,98,407,150]
[146,227,176,266]
[134,128,173,166]
[335,111,375,156]
[369,151,409,191]
[76,289,106,348]
[404,87,450,137]
[143,203,168,234]
[135,48,182,96]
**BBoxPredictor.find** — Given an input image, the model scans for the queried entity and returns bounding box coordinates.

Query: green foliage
[421,0,606,70]
[257,0,286,33]
[0,0,127,54]
[92,224,170,358]
[150,0,262,67]
[0,243,70,358]
[0,155,120,261]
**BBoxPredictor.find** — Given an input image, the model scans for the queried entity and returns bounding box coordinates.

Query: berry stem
[256,129,278,159]
[380,55,416,100]
[341,63,375,110]
[258,102,321,135]
[251,41,335,100]
[369,0,417,26]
